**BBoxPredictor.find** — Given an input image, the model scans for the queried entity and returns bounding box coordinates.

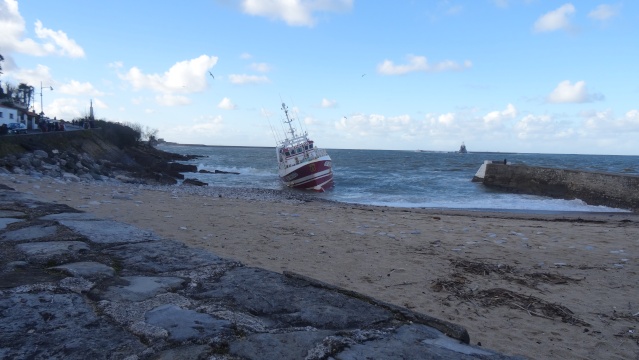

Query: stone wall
[481,163,639,212]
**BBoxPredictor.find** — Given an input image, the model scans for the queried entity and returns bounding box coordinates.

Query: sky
[1,0,638,155]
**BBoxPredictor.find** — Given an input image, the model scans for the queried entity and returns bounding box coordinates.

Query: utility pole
[39,81,53,116]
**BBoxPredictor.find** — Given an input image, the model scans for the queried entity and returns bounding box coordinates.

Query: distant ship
[458,142,468,154]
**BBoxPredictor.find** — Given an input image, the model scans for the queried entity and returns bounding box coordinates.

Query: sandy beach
[3,174,638,359]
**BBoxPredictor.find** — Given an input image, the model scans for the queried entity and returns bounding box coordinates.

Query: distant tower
[89,99,94,120]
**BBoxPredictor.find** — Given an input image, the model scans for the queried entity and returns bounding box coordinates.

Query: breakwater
[474,162,639,212]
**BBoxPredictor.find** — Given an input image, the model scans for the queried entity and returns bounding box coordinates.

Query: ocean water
[157,143,638,213]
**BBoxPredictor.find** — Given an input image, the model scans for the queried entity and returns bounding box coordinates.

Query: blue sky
[1,0,638,155]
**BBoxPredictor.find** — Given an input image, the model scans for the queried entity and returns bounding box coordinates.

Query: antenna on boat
[281,102,297,139]
[264,108,280,144]
[289,97,308,136]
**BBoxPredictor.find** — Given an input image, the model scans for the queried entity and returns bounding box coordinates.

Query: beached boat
[275,102,334,192]
[458,142,468,154]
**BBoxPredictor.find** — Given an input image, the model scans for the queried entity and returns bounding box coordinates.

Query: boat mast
[281,102,297,139]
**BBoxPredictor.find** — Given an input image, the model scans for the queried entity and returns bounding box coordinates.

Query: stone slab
[57,219,159,244]
[50,261,115,280]
[1,225,59,242]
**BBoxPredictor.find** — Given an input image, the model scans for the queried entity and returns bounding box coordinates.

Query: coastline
[2,173,638,359]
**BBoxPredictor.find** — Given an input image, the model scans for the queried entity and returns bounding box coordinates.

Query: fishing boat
[275,102,334,192]
[458,142,468,154]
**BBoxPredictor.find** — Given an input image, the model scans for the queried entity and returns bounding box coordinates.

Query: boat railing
[279,148,328,169]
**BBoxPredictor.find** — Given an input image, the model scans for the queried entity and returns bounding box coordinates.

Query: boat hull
[279,156,333,192]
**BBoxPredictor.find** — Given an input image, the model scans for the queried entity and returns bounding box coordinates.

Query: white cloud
[514,114,571,140]
[108,61,123,69]
[583,109,639,133]
[218,97,237,110]
[5,64,53,86]
[165,115,225,141]
[58,80,105,96]
[155,94,191,106]
[45,98,83,120]
[240,0,353,27]
[482,104,517,128]
[93,98,108,109]
[533,3,576,33]
[33,20,85,58]
[250,62,271,72]
[588,4,620,21]
[120,55,218,94]
[547,80,604,103]
[320,98,336,108]
[228,74,269,84]
[492,0,509,8]
[334,113,413,138]
[377,55,472,75]
[0,0,84,58]
[240,52,252,60]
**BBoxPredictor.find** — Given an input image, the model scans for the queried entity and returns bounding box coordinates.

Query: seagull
[361,74,366,77]
[208,71,214,79]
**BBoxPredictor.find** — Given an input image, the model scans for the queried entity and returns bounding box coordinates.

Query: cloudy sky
[1,0,637,155]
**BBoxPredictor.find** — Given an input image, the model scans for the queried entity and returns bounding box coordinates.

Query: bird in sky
[361,74,366,77]
[208,71,214,79]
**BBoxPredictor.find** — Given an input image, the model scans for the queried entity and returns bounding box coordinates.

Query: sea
[157,143,638,213]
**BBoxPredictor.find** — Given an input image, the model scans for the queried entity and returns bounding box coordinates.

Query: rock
[215,169,240,175]
[34,150,49,159]
[182,178,208,186]
[62,173,81,182]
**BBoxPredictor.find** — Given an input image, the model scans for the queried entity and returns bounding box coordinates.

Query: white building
[0,104,19,125]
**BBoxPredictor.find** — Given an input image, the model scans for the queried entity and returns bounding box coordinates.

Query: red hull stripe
[280,159,334,191]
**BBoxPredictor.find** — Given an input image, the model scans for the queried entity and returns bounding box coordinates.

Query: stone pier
[473,162,639,212]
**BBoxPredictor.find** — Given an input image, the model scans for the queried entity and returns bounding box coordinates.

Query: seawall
[476,162,639,212]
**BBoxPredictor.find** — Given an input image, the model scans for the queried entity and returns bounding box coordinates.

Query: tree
[1,83,15,105]
[16,83,34,109]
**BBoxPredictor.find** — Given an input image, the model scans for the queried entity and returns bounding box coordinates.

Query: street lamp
[39,81,53,116]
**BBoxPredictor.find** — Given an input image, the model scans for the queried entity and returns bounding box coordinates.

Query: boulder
[182,178,208,186]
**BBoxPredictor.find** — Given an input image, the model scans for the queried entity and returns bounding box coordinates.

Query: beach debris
[450,259,514,276]
[434,258,588,325]
[475,288,590,326]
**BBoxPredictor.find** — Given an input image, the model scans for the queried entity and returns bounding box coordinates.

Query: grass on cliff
[0,120,142,158]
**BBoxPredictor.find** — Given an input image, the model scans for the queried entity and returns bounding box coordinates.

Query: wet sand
[3,174,639,359]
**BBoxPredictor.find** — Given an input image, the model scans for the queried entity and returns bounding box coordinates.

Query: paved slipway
[0,185,524,360]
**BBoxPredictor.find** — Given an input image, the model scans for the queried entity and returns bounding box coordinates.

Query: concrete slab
[0,218,23,230]
[57,219,159,244]
[145,304,232,342]
[16,241,90,260]
[1,225,58,242]
[50,261,115,280]
[98,276,186,302]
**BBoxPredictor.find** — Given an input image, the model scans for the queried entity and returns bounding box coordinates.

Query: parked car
[7,122,27,134]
